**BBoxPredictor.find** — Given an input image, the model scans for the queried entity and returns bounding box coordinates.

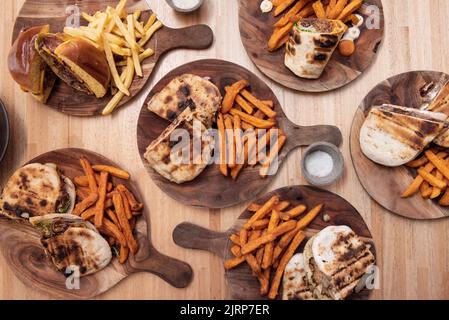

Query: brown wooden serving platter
[173,185,376,300]
[238,0,384,92]
[137,59,342,209]
[350,71,449,220]
[0,148,193,299]
[12,0,213,116]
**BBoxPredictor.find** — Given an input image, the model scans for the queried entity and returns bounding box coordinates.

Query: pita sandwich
[0,163,75,220]
[282,253,315,300]
[285,18,347,79]
[424,82,449,147]
[360,104,448,167]
[30,214,112,277]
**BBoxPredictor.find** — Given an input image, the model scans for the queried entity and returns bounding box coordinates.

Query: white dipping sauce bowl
[301,142,344,187]
[166,0,204,13]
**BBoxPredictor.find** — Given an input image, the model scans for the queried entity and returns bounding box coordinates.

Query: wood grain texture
[137,59,341,208]
[2,0,449,300]
[350,71,449,220]
[173,185,376,300]
[238,0,384,92]
[12,0,213,116]
[0,148,192,299]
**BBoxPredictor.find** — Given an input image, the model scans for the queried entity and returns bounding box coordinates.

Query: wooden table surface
[1,0,449,300]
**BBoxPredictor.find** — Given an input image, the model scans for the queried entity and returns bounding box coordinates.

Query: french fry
[118,189,133,220]
[73,193,98,216]
[252,219,270,230]
[406,155,429,168]
[231,245,242,257]
[80,157,98,192]
[115,0,127,17]
[274,0,310,28]
[240,90,277,119]
[224,256,246,269]
[401,175,424,198]
[262,210,280,269]
[296,204,323,230]
[260,134,287,177]
[92,165,130,179]
[259,268,270,296]
[244,196,279,229]
[439,186,449,206]
[326,0,337,17]
[76,187,91,201]
[313,0,327,18]
[239,228,249,246]
[112,10,139,50]
[103,37,130,96]
[247,201,289,212]
[217,113,228,176]
[418,168,447,189]
[420,181,432,198]
[127,14,143,77]
[116,184,143,211]
[221,80,249,114]
[431,171,444,199]
[94,171,109,228]
[425,150,449,181]
[268,231,305,299]
[102,218,127,247]
[139,20,163,47]
[268,22,293,51]
[80,206,97,220]
[233,114,244,165]
[290,4,315,22]
[272,0,287,6]
[224,115,236,169]
[234,94,254,114]
[144,13,157,31]
[328,0,348,19]
[229,109,275,129]
[82,12,95,23]
[74,176,89,187]
[337,0,363,21]
[229,234,241,246]
[241,220,296,255]
[275,0,296,16]
[280,204,307,220]
[112,192,138,254]
[107,209,120,226]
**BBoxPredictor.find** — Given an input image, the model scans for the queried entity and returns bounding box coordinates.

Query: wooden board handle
[173,222,229,259]
[282,118,343,149]
[131,246,193,288]
[159,24,214,54]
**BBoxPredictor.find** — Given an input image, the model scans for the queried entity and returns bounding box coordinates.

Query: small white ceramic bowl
[301,142,344,187]
[166,0,204,13]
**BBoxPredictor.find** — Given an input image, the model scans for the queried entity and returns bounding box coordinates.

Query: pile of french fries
[268,0,364,52]
[224,195,323,299]
[402,149,449,206]
[64,0,163,115]
[217,80,287,180]
[72,157,143,264]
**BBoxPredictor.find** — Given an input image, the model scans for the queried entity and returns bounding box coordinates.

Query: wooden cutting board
[0,99,8,162]
[350,71,449,220]
[137,59,342,208]
[173,185,376,300]
[12,0,213,116]
[238,0,384,92]
[0,148,193,299]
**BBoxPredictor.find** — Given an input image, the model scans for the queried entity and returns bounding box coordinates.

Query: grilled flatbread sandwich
[424,82,449,147]
[282,253,315,300]
[285,18,347,79]
[303,226,375,300]
[30,214,112,277]
[144,107,215,184]
[147,74,222,127]
[0,163,75,220]
[360,104,448,167]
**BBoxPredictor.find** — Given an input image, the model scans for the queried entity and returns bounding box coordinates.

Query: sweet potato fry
[241,220,297,255]
[259,268,271,296]
[229,234,241,246]
[313,0,327,18]
[80,157,97,192]
[248,201,290,212]
[224,115,236,169]
[268,231,306,299]
[74,176,89,187]
[102,218,127,247]
[252,219,270,230]
[268,22,293,51]
[73,192,98,216]
[296,204,323,230]
[112,192,138,254]
[274,0,310,27]
[224,256,245,269]
[118,187,133,220]
[221,80,249,114]
[420,181,432,198]
[116,184,143,211]
[80,207,97,220]
[425,150,449,180]
[401,175,424,198]
[439,187,449,206]
[274,0,296,16]
[247,203,261,212]
[240,90,277,119]
[337,0,362,21]
[240,228,249,246]
[233,94,254,114]
[260,134,287,178]
[231,245,242,257]
[328,0,348,19]
[241,121,254,131]
[272,0,287,6]
[262,210,280,269]
[119,245,129,264]
[280,204,307,220]
[418,168,447,189]
[290,3,315,22]
[217,113,228,176]
[76,187,91,201]
[107,209,120,226]
[92,165,130,180]
[326,0,337,17]
[431,171,444,199]
[244,196,279,229]
[406,155,429,168]
[229,109,275,129]
[94,171,109,228]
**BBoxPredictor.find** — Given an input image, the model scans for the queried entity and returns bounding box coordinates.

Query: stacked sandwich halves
[283,226,375,300]
[360,102,449,167]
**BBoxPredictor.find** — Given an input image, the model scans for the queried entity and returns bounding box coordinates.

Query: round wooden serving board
[0,99,9,163]
[238,0,384,92]
[350,71,449,220]
[137,59,342,209]
[173,185,376,300]
[12,0,213,116]
[0,148,193,299]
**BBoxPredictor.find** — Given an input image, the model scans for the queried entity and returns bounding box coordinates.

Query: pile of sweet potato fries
[224,195,323,299]
[73,157,143,263]
[268,0,364,51]
[402,149,449,206]
[217,80,287,180]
